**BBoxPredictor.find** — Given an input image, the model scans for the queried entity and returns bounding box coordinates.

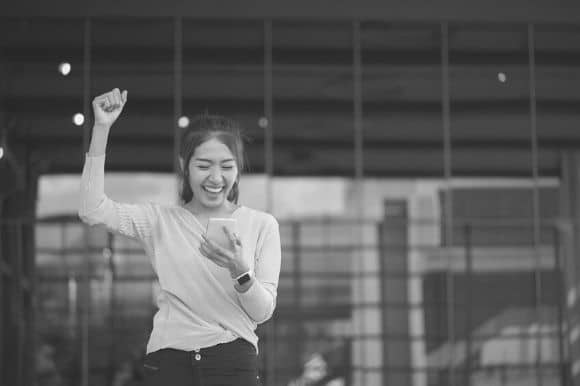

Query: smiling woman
[77,88,281,386]
[178,114,244,215]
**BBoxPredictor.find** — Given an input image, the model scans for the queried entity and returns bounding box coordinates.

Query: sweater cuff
[237,279,274,323]
[238,277,262,298]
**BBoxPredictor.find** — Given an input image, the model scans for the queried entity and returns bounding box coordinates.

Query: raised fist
[92,88,128,128]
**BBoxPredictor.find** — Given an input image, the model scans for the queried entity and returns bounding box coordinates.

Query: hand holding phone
[205,218,238,250]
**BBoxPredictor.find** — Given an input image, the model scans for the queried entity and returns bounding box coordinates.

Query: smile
[203,185,224,194]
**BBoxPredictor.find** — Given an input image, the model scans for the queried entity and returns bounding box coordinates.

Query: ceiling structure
[1,18,580,177]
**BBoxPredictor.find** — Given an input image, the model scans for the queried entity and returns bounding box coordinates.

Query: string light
[178,116,190,128]
[258,117,268,129]
[73,113,84,126]
[58,62,71,76]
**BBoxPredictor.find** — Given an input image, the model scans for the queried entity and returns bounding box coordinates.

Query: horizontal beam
[21,138,561,177]
[6,96,580,114]
[2,0,580,23]
[5,45,580,66]
[13,130,580,151]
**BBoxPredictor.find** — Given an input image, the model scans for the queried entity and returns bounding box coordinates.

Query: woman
[78,88,281,386]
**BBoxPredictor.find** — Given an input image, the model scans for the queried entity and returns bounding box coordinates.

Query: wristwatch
[235,271,253,286]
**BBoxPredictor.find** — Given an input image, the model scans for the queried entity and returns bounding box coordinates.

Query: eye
[197,165,210,170]
[222,165,234,170]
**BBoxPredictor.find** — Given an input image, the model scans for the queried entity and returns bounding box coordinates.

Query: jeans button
[195,353,201,361]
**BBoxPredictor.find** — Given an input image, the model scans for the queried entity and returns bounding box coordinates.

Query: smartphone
[205,218,238,249]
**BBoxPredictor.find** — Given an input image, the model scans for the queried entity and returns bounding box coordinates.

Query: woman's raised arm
[78,89,156,249]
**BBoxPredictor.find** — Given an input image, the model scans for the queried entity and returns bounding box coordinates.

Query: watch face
[237,273,251,285]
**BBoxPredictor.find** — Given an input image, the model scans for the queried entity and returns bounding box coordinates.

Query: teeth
[204,186,223,193]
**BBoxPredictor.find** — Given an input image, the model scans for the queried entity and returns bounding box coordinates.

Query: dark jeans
[142,338,260,386]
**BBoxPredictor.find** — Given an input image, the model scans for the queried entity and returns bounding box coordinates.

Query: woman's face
[187,137,239,209]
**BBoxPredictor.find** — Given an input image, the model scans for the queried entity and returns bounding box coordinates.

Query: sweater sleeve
[237,216,281,323]
[78,153,156,250]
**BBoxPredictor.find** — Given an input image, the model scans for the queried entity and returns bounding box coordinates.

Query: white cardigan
[78,154,281,354]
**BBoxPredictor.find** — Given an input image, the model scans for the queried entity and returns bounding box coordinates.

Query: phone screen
[205,218,238,249]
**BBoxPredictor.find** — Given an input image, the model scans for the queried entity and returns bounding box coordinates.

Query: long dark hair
[179,114,245,204]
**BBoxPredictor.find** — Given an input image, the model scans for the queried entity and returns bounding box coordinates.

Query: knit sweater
[78,154,281,354]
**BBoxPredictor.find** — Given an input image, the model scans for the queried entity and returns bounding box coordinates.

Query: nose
[208,167,223,183]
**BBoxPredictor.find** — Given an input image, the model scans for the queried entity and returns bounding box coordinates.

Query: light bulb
[258,117,268,129]
[178,116,190,128]
[59,62,71,76]
[73,113,84,126]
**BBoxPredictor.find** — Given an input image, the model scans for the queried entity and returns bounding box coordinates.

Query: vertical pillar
[0,141,39,386]
[1,28,37,386]
[351,218,383,386]
[80,18,92,386]
[527,23,544,386]
[558,151,580,385]
[350,19,383,386]
[380,200,411,385]
[440,21,456,386]
[263,19,276,386]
